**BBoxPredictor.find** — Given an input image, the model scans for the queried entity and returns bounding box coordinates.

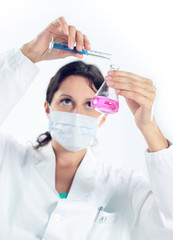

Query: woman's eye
[86,101,92,109]
[61,98,72,105]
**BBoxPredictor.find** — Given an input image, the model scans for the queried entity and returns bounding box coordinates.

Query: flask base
[91,96,119,114]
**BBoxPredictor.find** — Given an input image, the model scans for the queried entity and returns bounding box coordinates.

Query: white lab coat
[0,49,173,240]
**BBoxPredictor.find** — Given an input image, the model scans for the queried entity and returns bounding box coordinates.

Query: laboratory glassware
[91,65,119,114]
[49,37,111,60]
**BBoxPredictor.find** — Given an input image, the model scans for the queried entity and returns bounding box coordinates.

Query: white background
[0,0,173,177]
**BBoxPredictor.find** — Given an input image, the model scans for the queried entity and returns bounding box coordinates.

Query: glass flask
[91,65,119,114]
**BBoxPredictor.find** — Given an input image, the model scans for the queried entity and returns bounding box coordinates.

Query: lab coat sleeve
[0,49,39,124]
[131,143,173,240]
[0,49,39,165]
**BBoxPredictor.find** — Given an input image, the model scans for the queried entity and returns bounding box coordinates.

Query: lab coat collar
[33,141,98,200]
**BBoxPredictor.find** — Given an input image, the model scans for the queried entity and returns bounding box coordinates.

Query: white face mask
[48,108,103,152]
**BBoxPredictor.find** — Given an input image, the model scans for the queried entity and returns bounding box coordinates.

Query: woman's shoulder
[0,132,28,151]
[0,132,32,166]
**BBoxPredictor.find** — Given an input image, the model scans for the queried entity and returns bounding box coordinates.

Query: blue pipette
[49,37,111,60]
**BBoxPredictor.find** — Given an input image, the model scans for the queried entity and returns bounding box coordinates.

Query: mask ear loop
[91,113,105,149]
[95,113,105,130]
[97,112,106,121]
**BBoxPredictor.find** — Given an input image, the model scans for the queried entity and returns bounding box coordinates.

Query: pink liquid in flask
[91,96,119,114]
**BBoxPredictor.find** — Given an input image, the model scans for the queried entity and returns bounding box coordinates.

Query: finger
[57,17,69,35]
[118,90,154,108]
[72,53,84,59]
[106,81,156,101]
[107,70,153,86]
[83,35,91,50]
[48,17,68,35]
[105,75,155,90]
[68,25,76,49]
[76,31,84,52]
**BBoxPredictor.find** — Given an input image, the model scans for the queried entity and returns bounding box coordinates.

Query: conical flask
[91,65,119,114]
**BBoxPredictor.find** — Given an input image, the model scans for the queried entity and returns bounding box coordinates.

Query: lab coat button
[53,214,63,222]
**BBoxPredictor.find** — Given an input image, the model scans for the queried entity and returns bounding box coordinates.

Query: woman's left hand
[105,70,156,130]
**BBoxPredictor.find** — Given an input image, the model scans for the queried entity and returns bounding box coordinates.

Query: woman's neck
[51,139,87,168]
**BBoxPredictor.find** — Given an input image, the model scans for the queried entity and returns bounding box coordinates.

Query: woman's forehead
[57,75,97,94]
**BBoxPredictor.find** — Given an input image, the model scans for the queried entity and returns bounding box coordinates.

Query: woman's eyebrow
[59,94,93,101]
[59,94,72,98]
[86,98,92,101]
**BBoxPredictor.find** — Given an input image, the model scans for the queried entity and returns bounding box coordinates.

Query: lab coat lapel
[33,142,98,200]
[33,141,56,191]
[67,147,97,200]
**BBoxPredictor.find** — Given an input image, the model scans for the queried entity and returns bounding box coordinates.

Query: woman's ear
[99,114,108,127]
[44,101,50,117]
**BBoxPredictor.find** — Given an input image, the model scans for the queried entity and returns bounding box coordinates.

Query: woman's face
[45,75,102,118]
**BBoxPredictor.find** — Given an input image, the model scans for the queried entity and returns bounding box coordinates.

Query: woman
[0,17,172,240]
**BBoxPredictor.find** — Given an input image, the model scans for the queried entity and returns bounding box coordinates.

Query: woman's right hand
[20,17,91,63]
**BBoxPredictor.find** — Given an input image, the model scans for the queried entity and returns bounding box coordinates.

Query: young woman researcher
[0,17,173,240]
